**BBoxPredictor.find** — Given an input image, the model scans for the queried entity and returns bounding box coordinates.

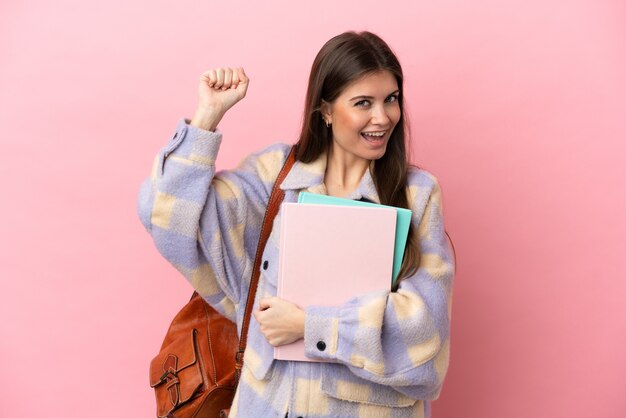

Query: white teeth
[362,132,385,137]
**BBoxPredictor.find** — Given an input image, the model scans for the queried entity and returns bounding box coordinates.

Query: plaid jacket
[138,120,455,417]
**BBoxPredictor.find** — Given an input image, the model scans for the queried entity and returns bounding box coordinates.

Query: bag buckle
[159,368,177,383]
[235,350,245,368]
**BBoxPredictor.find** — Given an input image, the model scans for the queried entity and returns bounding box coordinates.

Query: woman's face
[322,70,401,164]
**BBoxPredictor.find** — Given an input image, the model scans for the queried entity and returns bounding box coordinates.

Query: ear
[320,99,332,123]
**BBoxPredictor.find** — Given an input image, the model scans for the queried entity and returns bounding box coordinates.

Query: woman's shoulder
[248,142,293,161]
[406,166,444,210]
[406,165,441,191]
[236,141,294,180]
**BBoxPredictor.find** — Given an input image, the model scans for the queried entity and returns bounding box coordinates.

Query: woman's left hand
[253,297,305,347]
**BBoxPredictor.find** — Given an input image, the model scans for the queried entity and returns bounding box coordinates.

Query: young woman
[138,31,455,418]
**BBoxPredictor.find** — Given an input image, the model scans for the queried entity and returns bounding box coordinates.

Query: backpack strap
[235,145,297,382]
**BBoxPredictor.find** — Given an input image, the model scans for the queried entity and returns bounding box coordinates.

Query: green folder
[297,192,412,286]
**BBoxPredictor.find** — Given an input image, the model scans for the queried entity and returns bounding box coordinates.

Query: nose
[370,104,391,126]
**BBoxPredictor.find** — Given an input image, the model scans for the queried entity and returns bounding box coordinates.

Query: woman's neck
[324,144,371,198]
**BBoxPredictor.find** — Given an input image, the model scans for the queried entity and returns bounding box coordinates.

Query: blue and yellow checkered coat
[138,120,455,417]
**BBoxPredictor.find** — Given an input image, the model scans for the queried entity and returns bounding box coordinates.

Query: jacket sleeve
[303,171,455,400]
[137,120,282,321]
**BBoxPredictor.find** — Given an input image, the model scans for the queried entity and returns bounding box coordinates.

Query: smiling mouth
[361,131,387,142]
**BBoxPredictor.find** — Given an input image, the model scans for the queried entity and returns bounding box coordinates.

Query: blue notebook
[297,192,412,285]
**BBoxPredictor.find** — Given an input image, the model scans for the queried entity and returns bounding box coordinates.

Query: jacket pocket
[320,363,417,408]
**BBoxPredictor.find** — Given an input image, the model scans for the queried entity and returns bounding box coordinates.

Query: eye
[385,94,399,103]
[355,99,371,107]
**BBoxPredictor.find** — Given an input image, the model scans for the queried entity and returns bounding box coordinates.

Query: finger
[222,68,233,90]
[214,68,224,89]
[200,69,217,87]
[230,69,240,89]
[238,67,249,84]
[237,67,249,97]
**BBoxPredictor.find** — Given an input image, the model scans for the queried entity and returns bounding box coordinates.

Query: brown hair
[295,31,419,288]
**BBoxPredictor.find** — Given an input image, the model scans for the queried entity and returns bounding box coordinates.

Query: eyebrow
[349,90,400,101]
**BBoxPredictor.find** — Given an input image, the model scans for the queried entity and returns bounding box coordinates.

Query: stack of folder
[274,192,411,362]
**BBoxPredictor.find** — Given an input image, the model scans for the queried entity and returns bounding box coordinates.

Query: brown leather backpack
[149,293,238,417]
[149,146,297,418]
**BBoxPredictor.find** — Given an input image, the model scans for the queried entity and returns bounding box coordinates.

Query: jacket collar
[279,151,381,203]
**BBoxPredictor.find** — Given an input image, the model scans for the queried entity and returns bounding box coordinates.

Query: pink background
[1,0,625,416]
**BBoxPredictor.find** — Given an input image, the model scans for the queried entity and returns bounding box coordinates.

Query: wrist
[190,107,224,132]
[296,308,305,340]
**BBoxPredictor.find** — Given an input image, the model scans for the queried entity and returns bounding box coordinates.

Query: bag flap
[149,329,204,416]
